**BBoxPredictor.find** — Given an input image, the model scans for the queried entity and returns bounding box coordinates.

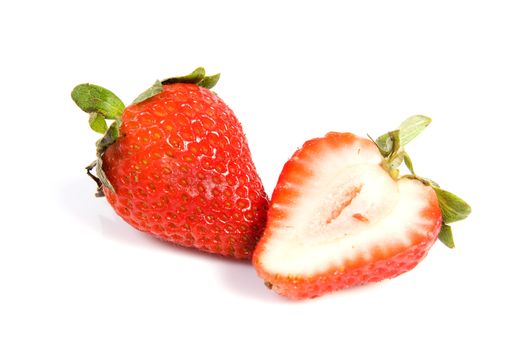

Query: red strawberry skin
[253,132,442,299]
[102,83,268,259]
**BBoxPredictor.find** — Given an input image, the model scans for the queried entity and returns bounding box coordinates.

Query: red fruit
[253,117,470,299]
[72,68,268,259]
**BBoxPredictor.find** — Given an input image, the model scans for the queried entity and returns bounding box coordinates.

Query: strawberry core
[325,185,364,224]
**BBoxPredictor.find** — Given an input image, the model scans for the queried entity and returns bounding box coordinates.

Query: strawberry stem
[85,161,104,197]
[373,116,471,248]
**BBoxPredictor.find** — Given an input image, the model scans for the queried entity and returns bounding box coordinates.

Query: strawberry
[72,68,268,259]
[253,116,470,299]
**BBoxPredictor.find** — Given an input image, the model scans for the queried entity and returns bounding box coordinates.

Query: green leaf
[91,121,120,195]
[438,224,455,248]
[421,177,440,188]
[162,67,206,85]
[132,80,163,104]
[369,134,389,157]
[96,157,115,194]
[389,150,405,169]
[375,133,393,156]
[375,130,401,158]
[399,115,432,146]
[96,121,120,157]
[198,73,221,89]
[85,161,105,197]
[73,83,122,196]
[433,187,472,224]
[404,153,415,175]
[88,112,108,134]
[71,83,125,120]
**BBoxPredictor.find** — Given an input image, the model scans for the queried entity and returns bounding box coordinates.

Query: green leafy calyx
[71,83,125,195]
[399,115,432,146]
[438,224,455,248]
[133,80,163,104]
[433,187,472,224]
[372,115,471,248]
[132,67,221,105]
[71,83,125,123]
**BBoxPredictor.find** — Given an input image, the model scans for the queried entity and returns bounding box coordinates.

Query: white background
[1,1,524,349]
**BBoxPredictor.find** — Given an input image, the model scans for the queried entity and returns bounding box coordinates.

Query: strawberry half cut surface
[71,68,268,259]
[253,116,471,299]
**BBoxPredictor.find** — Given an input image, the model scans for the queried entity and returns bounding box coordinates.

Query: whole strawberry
[253,116,471,299]
[72,68,268,259]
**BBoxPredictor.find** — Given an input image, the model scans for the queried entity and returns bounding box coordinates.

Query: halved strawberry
[253,116,470,299]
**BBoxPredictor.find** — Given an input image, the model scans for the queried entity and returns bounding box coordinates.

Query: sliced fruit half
[253,116,470,299]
